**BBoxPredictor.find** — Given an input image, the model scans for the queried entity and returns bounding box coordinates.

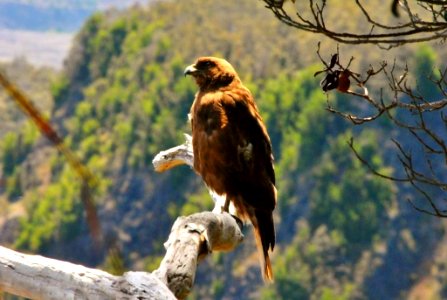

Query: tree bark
[152,133,193,172]
[0,212,243,299]
[154,212,243,299]
[1,135,244,299]
[0,245,175,299]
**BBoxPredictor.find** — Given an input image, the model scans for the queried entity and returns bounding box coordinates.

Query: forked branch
[0,212,243,299]
[315,44,447,217]
[262,0,447,46]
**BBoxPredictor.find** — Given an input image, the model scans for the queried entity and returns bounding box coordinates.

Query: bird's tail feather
[252,209,275,282]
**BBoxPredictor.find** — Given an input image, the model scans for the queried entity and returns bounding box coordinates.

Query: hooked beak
[184,64,198,77]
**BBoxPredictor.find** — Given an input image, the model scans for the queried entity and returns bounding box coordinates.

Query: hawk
[184,57,277,281]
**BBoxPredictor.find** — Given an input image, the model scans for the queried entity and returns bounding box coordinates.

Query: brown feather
[185,57,276,282]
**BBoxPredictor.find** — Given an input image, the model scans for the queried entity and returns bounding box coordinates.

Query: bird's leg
[220,196,243,229]
[231,214,243,230]
[222,196,230,213]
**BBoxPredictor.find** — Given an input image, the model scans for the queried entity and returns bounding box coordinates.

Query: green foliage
[295,90,331,170]
[3,1,442,299]
[122,20,164,56]
[1,132,19,176]
[258,66,346,216]
[0,122,39,201]
[14,168,83,251]
[143,254,164,272]
[260,221,348,299]
[51,75,70,106]
[257,65,321,157]
[320,284,356,300]
[5,168,22,200]
[7,129,30,172]
[413,45,442,100]
[102,248,126,275]
[309,130,394,251]
[180,189,214,216]
[211,278,225,299]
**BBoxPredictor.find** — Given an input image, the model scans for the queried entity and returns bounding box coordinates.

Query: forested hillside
[1,1,446,299]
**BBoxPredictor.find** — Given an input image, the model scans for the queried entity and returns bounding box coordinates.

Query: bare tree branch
[1,137,245,299]
[0,211,244,299]
[264,1,447,217]
[154,212,243,299]
[263,0,447,46]
[152,133,193,171]
[347,138,409,182]
[313,42,447,217]
[0,245,175,299]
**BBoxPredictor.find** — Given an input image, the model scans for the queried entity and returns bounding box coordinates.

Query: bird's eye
[200,61,214,68]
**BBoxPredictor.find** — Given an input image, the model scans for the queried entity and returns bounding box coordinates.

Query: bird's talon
[231,214,243,229]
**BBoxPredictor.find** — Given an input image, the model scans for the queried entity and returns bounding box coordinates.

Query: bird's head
[184,57,238,90]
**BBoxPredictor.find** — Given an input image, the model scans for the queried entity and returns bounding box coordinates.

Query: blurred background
[0,0,446,299]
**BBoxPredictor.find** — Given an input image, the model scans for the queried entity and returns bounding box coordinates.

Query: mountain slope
[1,1,446,299]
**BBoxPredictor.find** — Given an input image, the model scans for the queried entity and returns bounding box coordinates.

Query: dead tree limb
[1,136,244,299]
[152,134,235,213]
[0,245,175,299]
[152,134,193,172]
[152,134,246,298]
[315,48,447,217]
[154,212,244,299]
[0,211,243,299]
[262,0,447,46]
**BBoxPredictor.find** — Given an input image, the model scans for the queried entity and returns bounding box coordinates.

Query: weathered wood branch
[262,0,447,46]
[0,212,243,299]
[152,134,235,213]
[152,134,245,298]
[0,245,175,299]
[154,212,243,299]
[152,134,193,172]
[1,137,244,299]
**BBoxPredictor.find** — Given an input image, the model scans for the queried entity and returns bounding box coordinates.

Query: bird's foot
[231,214,243,230]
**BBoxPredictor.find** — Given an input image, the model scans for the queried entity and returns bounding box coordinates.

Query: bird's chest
[192,102,230,161]
[191,100,236,185]
[193,102,228,135]
[196,108,221,134]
